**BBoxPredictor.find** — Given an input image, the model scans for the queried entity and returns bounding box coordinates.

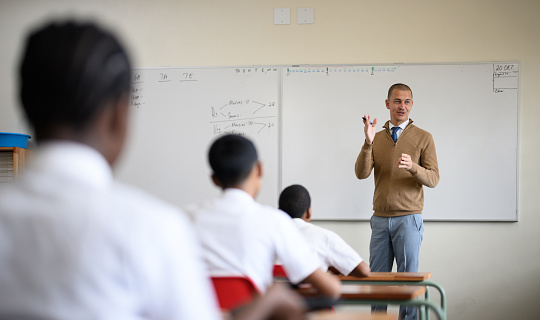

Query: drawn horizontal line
[158,80,171,82]
[180,80,198,82]
[209,115,277,124]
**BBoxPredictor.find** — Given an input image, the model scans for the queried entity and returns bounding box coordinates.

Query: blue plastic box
[0,132,31,148]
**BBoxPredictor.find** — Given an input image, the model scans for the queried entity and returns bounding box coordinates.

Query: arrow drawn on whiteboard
[220,104,228,110]
[252,101,266,114]
[254,122,266,133]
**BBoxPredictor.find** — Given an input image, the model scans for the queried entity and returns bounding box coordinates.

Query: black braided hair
[19,21,131,134]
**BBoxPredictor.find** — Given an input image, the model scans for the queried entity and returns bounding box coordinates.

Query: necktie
[391,127,400,143]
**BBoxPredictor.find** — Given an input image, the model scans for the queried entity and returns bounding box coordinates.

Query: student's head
[208,134,261,193]
[279,184,312,220]
[19,20,132,165]
[385,83,413,126]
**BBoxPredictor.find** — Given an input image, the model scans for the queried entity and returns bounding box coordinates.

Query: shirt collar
[389,119,410,131]
[222,188,256,203]
[28,141,113,189]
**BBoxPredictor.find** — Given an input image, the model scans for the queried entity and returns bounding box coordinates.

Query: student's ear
[256,161,263,178]
[111,94,130,136]
[98,94,130,166]
[211,174,222,188]
[304,207,312,222]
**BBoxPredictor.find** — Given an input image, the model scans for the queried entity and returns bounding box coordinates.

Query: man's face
[385,89,413,126]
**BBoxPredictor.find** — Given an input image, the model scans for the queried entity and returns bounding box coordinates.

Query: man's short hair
[19,21,132,134]
[279,184,311,219]
[387,83,413,100]
[208,134,259,188]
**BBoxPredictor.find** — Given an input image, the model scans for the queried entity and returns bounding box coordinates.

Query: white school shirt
[292,218,363,276]
[185,188,321,292]
[0,142,221,320]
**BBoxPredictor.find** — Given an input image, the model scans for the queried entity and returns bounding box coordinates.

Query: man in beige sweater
[355,83,439,320]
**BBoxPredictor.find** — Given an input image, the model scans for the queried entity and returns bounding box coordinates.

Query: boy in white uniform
[279,185,370,277]
[0,20,305,320]
[186,135,341,298]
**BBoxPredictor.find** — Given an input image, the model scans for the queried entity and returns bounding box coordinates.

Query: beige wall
[1,1,539,319]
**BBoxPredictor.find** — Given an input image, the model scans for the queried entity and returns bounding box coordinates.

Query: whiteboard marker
[362,117,373,125]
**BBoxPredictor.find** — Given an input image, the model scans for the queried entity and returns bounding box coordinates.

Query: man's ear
[385,99,390,110]
[211,174,222,187]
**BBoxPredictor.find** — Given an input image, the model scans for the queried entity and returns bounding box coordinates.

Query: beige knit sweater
[355,120,439,217]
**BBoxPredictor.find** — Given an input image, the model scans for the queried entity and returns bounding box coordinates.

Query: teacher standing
[354,83,439,320]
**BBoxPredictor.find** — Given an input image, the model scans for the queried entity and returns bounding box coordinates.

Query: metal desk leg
[424,286,430,320]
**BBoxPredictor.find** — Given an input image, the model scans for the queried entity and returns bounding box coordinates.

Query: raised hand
[362,114,377,145]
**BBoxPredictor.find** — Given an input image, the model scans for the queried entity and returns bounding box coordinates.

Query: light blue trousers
[369,214,424,320]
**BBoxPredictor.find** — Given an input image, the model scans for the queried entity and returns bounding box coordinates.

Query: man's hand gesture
[363,114,377,145]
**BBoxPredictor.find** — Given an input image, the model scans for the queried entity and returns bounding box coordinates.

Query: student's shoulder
[112,181,175,209]
[110,181,189,227]
[316,222,340,238]
[300,222,345,247]
[255,204,295,225]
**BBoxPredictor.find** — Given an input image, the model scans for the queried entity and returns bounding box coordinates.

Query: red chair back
[211,276,259,310]
[273,264,288,278]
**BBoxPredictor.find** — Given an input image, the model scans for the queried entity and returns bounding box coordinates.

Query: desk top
[298,284,427,301]
[339,272,432,282]
[340,284,426,300]
[309,310,398,320]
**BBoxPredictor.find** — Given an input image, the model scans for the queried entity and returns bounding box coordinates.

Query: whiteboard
[116,66,280,208]
[282,63,519,221]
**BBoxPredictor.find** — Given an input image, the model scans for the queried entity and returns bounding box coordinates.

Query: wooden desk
[309,310,398,320]
[335,274,446,320]
[341,284,426,301]
[297,283,443,320]
[297,284,425,300]
[338,272,432,282]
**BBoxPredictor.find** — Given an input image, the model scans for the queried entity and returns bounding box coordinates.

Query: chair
[273,264,288,278]
[211,276,260,310]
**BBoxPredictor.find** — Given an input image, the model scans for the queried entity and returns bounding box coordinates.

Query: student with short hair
[0,20,305,320]
[279,185,370,278]
[0,20,222,320]
[186,134,341,299]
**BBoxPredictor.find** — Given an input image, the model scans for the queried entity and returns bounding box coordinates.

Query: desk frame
[338,297,444,320]
[337,277,446,320]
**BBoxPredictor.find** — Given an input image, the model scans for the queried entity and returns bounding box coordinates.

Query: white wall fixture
[274,8,290,25]
[297,8,314,24]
